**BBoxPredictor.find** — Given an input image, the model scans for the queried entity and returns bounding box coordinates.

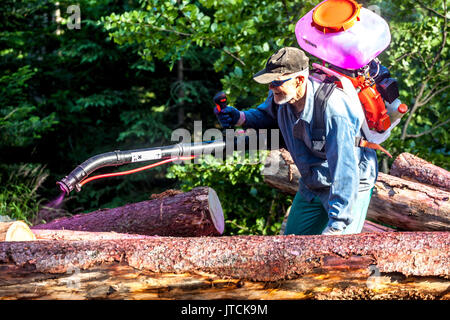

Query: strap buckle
[355,137,392,158]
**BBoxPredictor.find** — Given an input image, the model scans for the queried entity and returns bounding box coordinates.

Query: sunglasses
[270,77,292,87]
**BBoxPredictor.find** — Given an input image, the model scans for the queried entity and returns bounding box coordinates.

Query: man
[215,47,378,235]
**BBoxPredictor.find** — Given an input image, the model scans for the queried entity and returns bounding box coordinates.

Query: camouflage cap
[253,47,309,84]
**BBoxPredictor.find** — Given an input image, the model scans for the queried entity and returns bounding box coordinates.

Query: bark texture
[369,173,450,231]
[32,187,224,237]
[263,149,450,231]
[0,233,448,299]
[32,229,155,241]
[390,152,450,191]
[361,220,396,233]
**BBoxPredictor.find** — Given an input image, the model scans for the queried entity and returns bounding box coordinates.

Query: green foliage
[118,107,172,144]
[0,65,57,147]
[102,0,317,105]
[0,164,49,224]
[0,0,194,215]
[369,0,449,169]
[167,152,291,235]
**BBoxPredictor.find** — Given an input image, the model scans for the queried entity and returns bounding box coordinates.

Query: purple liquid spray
[34,186,68,225]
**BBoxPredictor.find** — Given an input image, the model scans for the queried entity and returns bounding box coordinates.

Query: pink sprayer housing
[295,3,391,70]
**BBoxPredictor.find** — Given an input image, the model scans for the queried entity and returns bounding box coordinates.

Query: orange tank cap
[312,0,362,34]
[398,104,408,114]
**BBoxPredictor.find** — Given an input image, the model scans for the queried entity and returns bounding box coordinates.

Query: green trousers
[284,188,373,235]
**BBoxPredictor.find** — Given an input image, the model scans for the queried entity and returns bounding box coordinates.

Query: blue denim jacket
[243,77,378,231]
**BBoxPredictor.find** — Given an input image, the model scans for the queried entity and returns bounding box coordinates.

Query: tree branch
[1,108,18,121]
[401,79,428,140]
[137,22,194,37]
[424,0,447,70]
[406,118,450,138]
[417,0,447,19]
[417,84,450,107]
[118,20,247,67]
[401,1,447,139]
[223,49,246,66]
[393,51,416,64]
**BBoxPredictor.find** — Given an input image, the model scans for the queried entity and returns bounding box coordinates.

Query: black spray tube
[57,141,226,194]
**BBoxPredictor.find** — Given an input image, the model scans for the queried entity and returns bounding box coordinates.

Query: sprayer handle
[213,91,228,113]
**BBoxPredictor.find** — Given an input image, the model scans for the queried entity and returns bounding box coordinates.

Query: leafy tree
[167,153,291,235]
[0,65,57,147]
[367,0,449,170]
[102,0,318,106]
[0,0,175,215]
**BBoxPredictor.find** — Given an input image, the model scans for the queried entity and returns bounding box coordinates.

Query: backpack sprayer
[295,0,408,151]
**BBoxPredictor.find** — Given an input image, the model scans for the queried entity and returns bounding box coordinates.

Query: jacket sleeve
[243,91,279,129]
[324,107,360,231]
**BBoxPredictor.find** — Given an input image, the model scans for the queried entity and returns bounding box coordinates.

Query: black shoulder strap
[313,80,337,131]
[309,79,337,156]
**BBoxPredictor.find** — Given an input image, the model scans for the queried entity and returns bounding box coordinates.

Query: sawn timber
[0,232,448,299]
[32,187,224,237]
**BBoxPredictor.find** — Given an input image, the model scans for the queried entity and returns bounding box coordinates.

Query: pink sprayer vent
[295,1,391,70]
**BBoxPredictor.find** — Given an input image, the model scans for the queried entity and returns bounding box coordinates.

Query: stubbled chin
[274,94,290,105]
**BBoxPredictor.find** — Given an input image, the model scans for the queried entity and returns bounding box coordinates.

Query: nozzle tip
[56,181,69,195]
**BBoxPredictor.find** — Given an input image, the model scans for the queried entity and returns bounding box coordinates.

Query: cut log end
[208,187,224,234]
[0,221,36,241]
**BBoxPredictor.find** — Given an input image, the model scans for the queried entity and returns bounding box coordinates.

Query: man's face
[269,75,302,104]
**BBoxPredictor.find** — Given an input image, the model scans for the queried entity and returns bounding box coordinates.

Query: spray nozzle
[56,176,81,195]
[56,181,69,195]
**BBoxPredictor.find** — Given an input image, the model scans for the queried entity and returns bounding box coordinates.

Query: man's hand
[214,106,241,129]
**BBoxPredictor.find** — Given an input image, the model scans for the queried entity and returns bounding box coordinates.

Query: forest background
[0,0,448,235]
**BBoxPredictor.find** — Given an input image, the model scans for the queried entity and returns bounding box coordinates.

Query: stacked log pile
[0,156,449,300]
[263,150,450,232]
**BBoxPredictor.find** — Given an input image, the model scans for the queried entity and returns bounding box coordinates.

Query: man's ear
[296,76,304,86]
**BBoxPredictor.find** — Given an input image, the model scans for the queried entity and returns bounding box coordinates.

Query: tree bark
[31,229,156,241]
[262,149,450,231]
[31,187,225,237]
[390,152,450,191]
[0,232,448,299]
[369,173,450,231]
[361,220,396,233]
[0,221,36,241]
